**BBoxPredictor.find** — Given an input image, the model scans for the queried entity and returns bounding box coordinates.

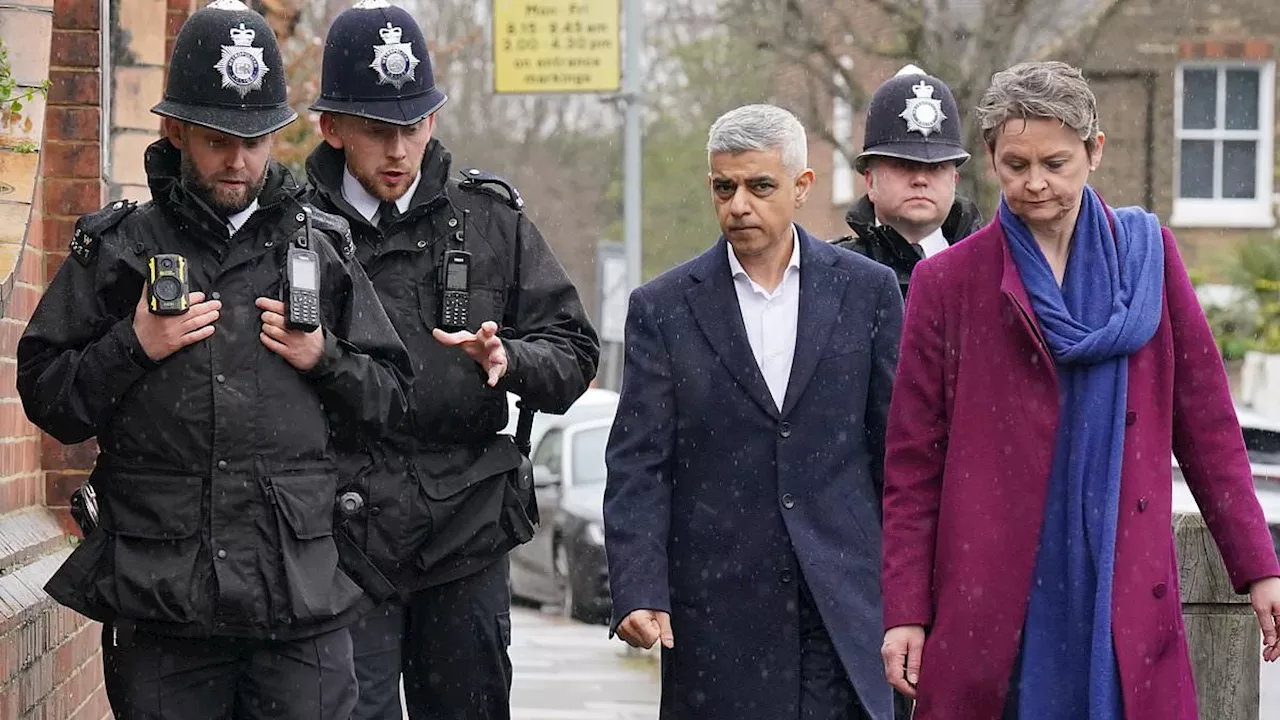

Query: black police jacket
[834,194,985,297]
[306,139,600,591]
[18,139,413,640]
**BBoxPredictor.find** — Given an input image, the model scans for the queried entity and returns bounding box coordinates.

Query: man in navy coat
[603,103,903,720]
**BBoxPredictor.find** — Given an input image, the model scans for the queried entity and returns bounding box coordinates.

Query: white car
[504,389,619,622]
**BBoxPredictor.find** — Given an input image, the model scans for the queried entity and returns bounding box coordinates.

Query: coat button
[215,374,226,384]
[780,570,793,584]
[1125,411,1137,426]
[781,493,795,509]
[216,549,227,560]
[778,422,792,438]
[370,506,381,516]
[1137,498,1149,512]
[1152,582,1167,599]
[216,460,228,471]
[211,291,221,301]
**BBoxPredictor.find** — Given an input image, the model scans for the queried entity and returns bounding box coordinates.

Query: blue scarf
[1002,187,1164,719]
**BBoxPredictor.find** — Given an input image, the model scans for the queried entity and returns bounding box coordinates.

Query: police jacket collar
[844,193,984,245]
[145,138,301,239]
[306,138,453,228]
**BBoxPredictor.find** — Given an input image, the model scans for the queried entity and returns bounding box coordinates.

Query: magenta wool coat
[881,220,1280,719]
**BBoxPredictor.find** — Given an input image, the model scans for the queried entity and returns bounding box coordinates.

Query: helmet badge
[370,22,420,90]
[899,81,946,137]
[215,23,268,98]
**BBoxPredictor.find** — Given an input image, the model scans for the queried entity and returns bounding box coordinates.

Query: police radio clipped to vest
[437,209,472,332]
[284,209,321,332]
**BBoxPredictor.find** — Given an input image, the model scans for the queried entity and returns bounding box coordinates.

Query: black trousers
[798,579,873,720]
[350,557,514,720]
[101,623,357,720]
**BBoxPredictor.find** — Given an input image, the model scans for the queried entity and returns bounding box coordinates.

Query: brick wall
[0,0,111,709]
[789,2,901,242]
[0,0,202,717]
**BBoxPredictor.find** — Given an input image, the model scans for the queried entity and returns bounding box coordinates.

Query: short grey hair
[707,104,808,175]
[976,61,1101,153]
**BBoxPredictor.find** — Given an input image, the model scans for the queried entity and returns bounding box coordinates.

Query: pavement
[509,606,660,720]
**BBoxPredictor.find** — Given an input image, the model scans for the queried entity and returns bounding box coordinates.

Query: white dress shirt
[875,218,948,258]
[727,225,801,411]
[915,225,948,258]
[226,199,259,236]
[341,167,421,223]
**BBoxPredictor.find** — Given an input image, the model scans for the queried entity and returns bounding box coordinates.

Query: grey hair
[707,104,808,175]
[977,61,1101,153]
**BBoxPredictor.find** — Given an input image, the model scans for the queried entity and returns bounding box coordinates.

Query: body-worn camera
[148,253,189,315]
[285,212,321,332]
[438,249,472,331]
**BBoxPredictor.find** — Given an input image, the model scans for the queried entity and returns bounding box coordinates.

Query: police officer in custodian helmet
[834,65,984,298]
[304,2,600,718]
[17,2,412,717]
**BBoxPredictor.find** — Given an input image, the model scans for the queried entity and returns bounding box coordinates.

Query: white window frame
[1171,61,1275,229]
[831,91,856,206]
[831,60,857,206]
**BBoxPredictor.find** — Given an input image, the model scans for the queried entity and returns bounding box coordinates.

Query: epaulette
[69,199,137,267]
[304,206,356,260]
[458,168,524,211]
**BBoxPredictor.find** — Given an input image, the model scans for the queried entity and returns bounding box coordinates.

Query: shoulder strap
[70,200,137,266]
[453,168,537,454]
[457,167,525,211]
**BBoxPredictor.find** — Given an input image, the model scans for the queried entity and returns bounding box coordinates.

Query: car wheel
[554,541,580,621]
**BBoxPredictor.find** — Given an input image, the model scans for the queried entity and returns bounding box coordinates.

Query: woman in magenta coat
[879,60,1280,720]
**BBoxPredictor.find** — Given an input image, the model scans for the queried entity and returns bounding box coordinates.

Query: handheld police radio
[438,209,472,332]
[284,210,322,332]
[148,253,190,315]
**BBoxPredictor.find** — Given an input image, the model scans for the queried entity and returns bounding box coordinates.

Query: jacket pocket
[416,436,523,501]
[44,525,114,623]
[267,473,363,624]
[101,474,205,624]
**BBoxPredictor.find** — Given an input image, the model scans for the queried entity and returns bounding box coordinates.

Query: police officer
[16,2,412,718]
[835,65,985,297]
[304,4,600,719]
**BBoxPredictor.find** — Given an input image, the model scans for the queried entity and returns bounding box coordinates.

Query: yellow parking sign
[492,0,622,94]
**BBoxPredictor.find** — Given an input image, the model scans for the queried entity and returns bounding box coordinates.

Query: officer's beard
[180,152,267,218]
[348,161,419,204]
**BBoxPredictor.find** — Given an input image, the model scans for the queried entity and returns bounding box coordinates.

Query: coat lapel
[998,224,1057,382]
[686,238,780,420]
[780,231,846,417]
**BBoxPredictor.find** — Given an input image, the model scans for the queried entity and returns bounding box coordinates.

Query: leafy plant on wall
[0,38,49,153]
[1200,134,1280,360]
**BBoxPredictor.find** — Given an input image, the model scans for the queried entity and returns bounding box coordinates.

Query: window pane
[1222,140,1257,199]
[534,429,562,472]
[570,426,610,486]
[1179,140,1214,198]
[1181,68,1218,130]
[1225,69,1260,130]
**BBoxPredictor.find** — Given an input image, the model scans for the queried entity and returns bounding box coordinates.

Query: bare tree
[715,0,1130,203]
